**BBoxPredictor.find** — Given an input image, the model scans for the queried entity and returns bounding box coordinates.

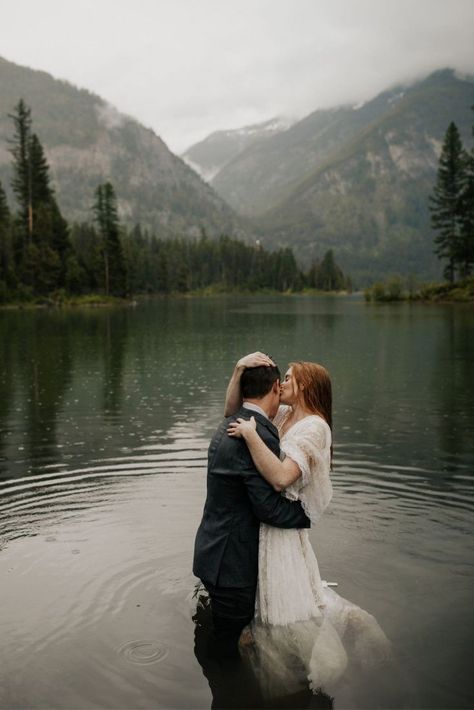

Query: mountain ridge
[259,71,474,282]
[181,117,292,182]
[0,56,244,238]
[186,69,474,282]
[2,57,473,284]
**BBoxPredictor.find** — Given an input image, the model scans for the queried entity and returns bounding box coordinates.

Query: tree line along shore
[0,100,351,307]
[0,101,472,307]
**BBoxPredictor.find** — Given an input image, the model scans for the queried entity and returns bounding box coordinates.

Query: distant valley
[185,70,474,283]
[182,117,292,182]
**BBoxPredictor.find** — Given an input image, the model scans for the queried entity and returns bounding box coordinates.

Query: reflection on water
[0,296,473,709]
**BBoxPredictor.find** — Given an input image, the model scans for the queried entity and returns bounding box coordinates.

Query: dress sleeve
[281,416,333,523]
[272,404,291,431]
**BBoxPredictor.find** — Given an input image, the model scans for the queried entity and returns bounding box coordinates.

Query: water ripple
[117,640,169,665]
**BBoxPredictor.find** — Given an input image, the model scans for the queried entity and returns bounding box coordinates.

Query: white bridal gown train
[247,406,391,697]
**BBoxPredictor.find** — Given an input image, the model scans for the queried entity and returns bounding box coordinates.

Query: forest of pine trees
[0,101,350,304]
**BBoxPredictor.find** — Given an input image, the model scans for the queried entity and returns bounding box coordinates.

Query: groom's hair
[241,362,280,399]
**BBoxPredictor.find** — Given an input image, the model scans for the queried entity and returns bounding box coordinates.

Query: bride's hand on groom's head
[227,416,257,439]
[237,352,275,370]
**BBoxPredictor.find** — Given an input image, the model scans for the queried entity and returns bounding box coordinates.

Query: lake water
[0,296,473,709]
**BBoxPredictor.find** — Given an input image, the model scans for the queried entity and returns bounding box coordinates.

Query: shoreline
[364,276,474,304]
[0,289,355,310]
[1,286,473,310]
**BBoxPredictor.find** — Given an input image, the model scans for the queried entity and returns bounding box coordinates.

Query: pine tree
[8,99,33,240]
[0,181,14,296]
[28,134,70,269]
[93,182,127,296]
[458,110,474,277]
[29,133,53,207]
[430,122,465,282]
[311,250,345,290]
[8,105,71,293]
[274,248,299,291]
[70,223,103,290]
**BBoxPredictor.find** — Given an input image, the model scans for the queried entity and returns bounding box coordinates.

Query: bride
[225,352,391,697]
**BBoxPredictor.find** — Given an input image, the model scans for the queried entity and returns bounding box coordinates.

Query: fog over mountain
[1,0,473,152]
[1,53,473,285]
[181,118,293,182]
[185,69,474,283]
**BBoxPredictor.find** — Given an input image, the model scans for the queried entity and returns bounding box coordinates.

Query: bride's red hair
[290,361,333,463]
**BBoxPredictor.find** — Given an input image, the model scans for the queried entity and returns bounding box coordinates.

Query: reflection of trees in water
[101,310,128,422]
[432,307,474,474]
[326,303,474,508]
[18,312,73,472]
[0,316,17,478]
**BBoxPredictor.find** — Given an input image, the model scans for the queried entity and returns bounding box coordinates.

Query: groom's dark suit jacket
[193,406,310,588]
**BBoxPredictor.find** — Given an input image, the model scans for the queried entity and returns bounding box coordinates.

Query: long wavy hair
[290,361,333,465]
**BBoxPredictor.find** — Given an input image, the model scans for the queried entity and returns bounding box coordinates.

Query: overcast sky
[1,0,474,153]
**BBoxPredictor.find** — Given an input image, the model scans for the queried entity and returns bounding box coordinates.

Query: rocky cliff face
[0,56,242,237]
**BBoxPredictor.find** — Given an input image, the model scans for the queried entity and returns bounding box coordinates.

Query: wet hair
[290,361,333,464]
[241,363,281,399]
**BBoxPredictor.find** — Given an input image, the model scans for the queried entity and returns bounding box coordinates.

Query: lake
[0,295,473,709]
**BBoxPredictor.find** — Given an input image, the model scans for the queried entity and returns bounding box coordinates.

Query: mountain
[0,56,242,238]
[208,70,474,283]
[2,57,472,285]
[181,117,292,182]
[211,100,396,217]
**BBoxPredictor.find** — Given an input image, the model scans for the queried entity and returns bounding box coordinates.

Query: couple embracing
[193,353,390,698]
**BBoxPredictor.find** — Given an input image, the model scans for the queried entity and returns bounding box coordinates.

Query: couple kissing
[193,352,390,698]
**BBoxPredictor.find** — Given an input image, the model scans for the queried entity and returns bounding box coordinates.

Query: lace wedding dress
[248,406,391,697]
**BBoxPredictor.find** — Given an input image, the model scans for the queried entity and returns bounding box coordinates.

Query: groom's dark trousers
[193,406,310,652]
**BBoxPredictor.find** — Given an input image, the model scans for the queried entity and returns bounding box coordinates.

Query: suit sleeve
[242,467,310,528]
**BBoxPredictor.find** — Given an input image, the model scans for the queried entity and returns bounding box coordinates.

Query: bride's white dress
[249,405,391,696]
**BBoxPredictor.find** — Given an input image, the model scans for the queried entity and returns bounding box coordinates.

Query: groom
[193,361,310,653]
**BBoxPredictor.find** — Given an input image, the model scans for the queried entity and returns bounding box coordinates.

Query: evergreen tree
[8,104,71,294]
[273,248,299,291]
[0,182,14,297]
[29,133,53,207]
[307,250,346,291]
[458,110,474,277]
[8,99,33,241]
[28,133,70,278]
[430,122,465,282]
[320,249,346,290]
[93,183,127,296]
[70,222,103,290]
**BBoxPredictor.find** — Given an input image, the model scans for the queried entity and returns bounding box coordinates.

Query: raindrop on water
[117,640,168,665]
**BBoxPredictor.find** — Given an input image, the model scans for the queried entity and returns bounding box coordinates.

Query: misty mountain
[181,117,292,182]
[1,57,473,285]
[0,56,242,238]
[202,70,474,282]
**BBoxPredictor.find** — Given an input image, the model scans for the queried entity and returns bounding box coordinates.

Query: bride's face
[280,367,299,405]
